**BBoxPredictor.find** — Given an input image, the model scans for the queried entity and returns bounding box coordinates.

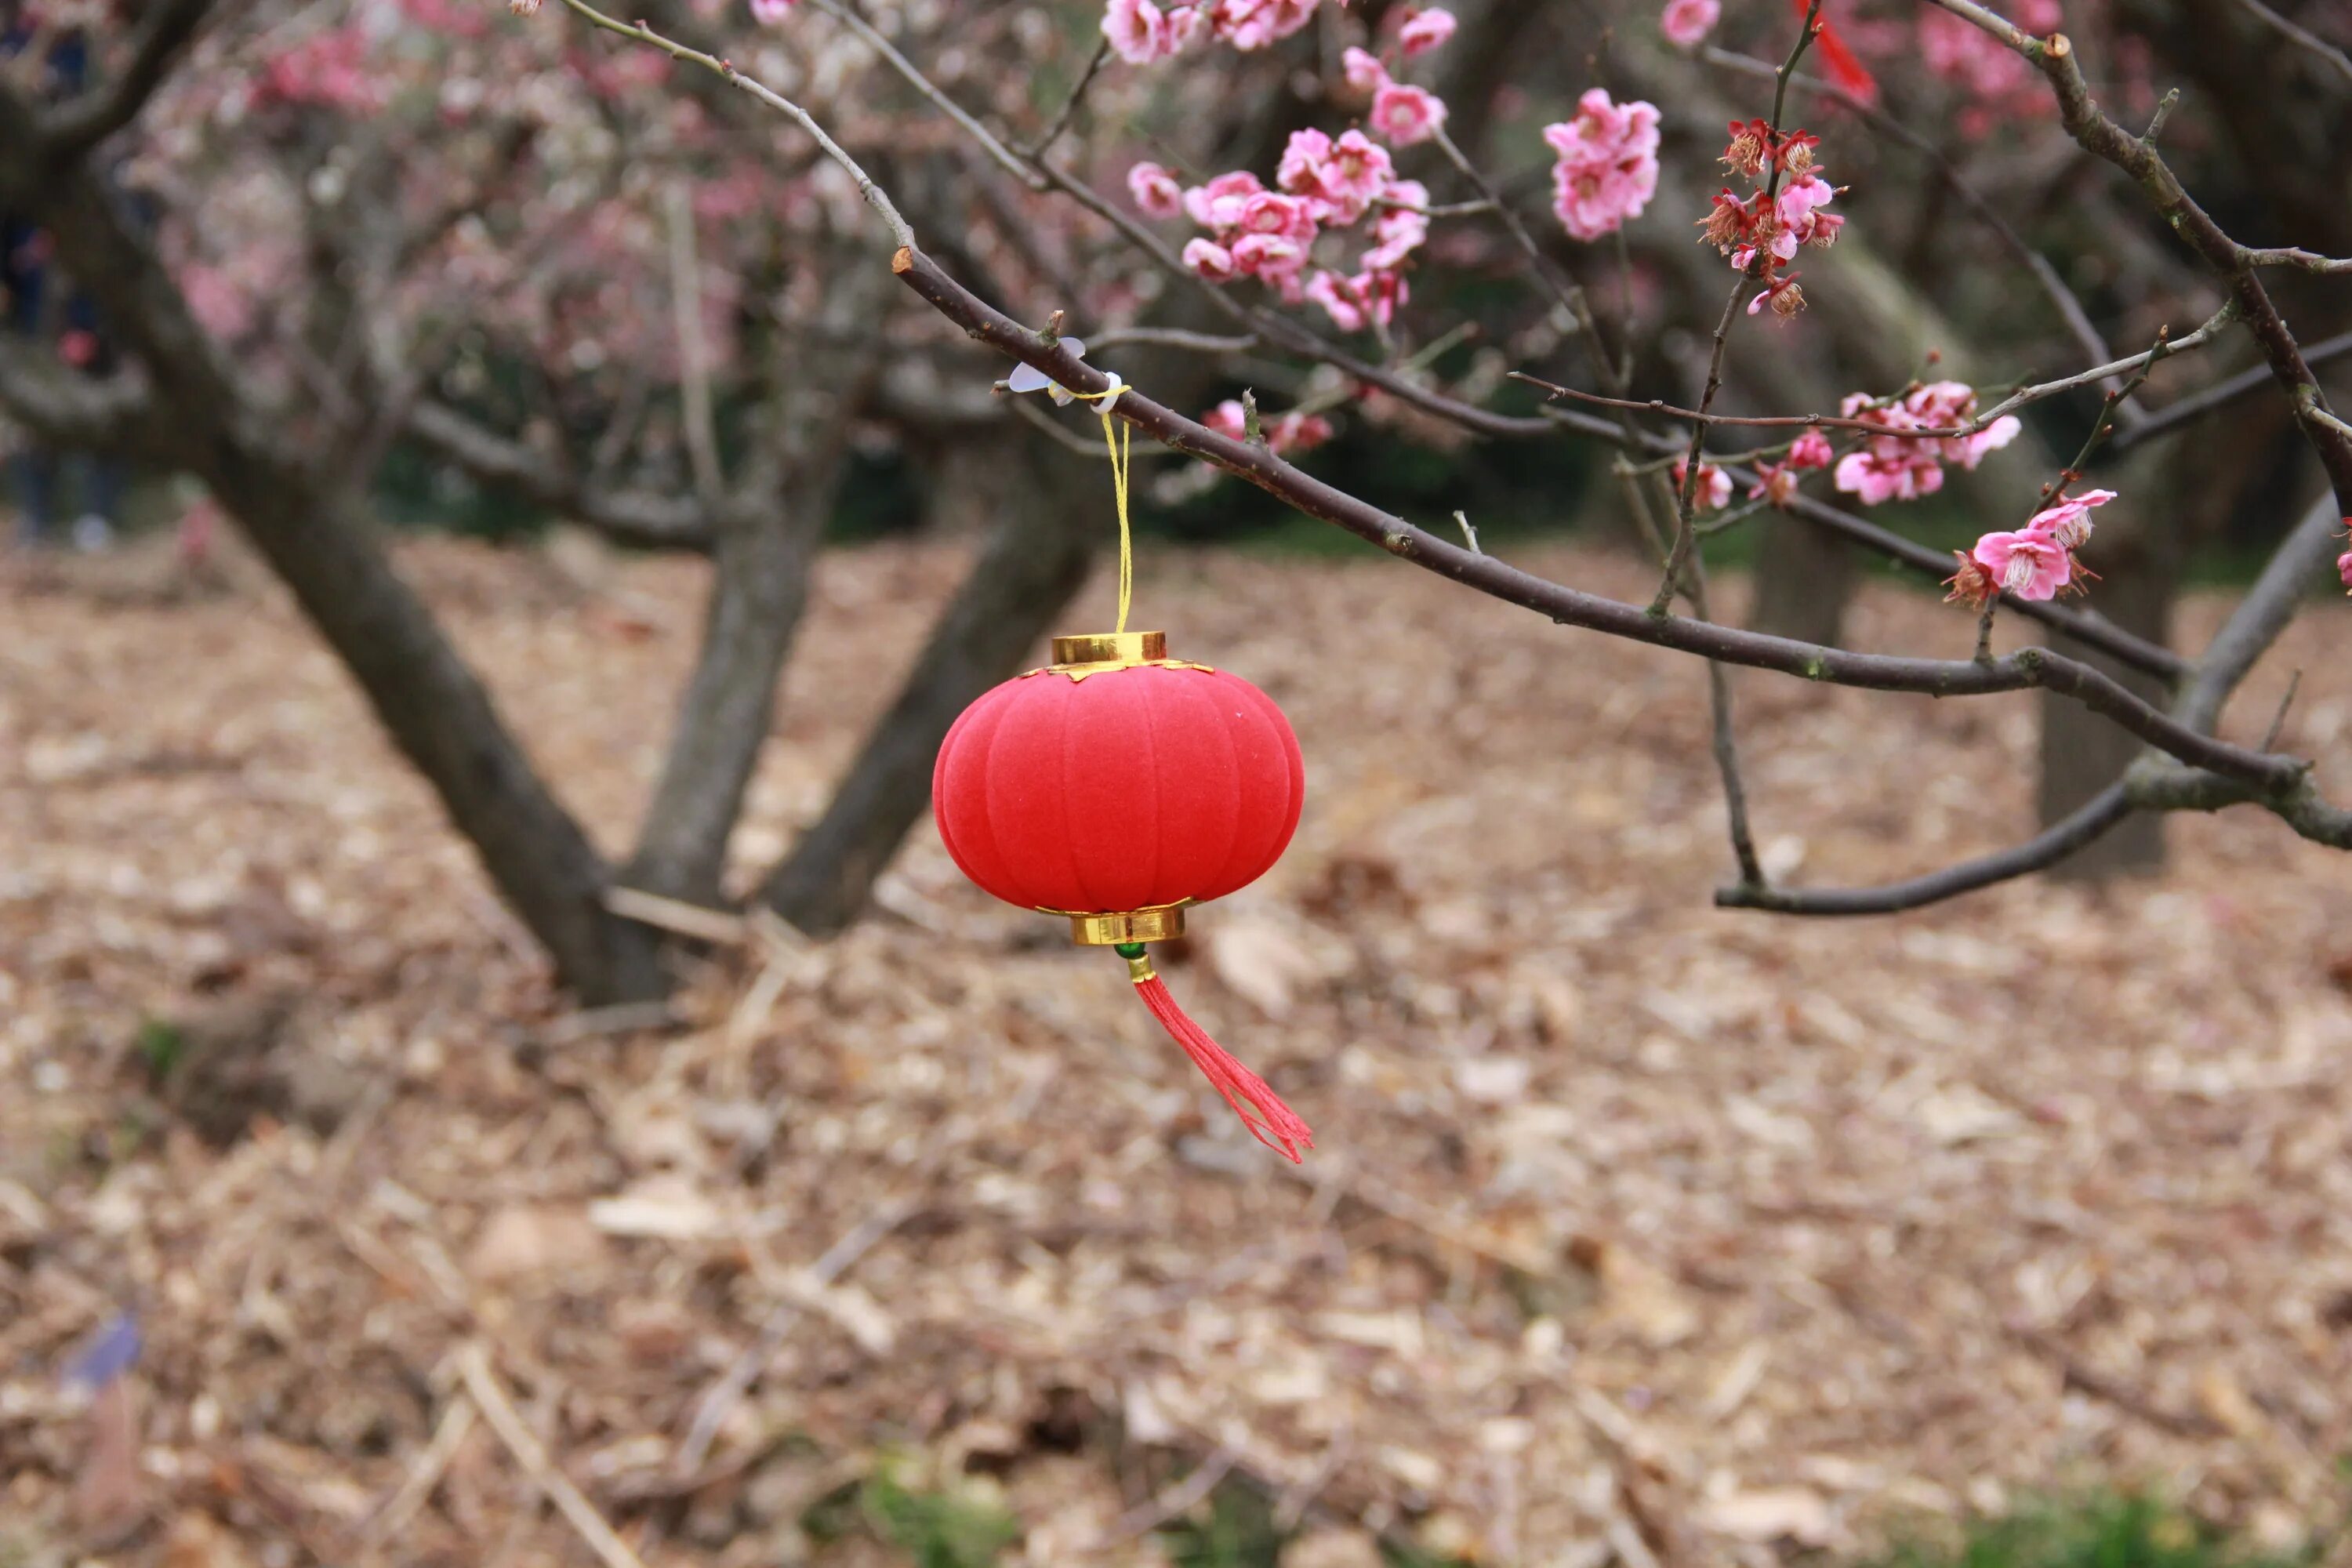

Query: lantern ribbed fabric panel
[933,661,1313,1160]
[933,665,1302,916]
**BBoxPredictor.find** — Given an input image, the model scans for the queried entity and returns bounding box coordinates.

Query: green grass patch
[1870,1495,2328,1568]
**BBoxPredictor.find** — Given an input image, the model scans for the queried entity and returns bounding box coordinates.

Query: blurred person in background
[2,0,125,551]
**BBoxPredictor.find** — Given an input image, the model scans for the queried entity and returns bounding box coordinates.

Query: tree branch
[37,0,218,155]
[2226,0,2352,91]
[404,400,717,550]
[1717,782,2135,914]
[890,245,2303,790]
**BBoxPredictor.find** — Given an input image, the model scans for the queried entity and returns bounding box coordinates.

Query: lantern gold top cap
[1051,630,1167,669]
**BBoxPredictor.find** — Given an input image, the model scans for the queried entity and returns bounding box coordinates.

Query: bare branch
[1718,783,2135,914]
[2108,331,2352,456]
[0,336,169,457]
[2175,495,2345,735]
[1024,36,1111,158]
[405,399,717,550]
[2227,0,2352,90]
[2243,246,2352,275]
[552,0,915,249]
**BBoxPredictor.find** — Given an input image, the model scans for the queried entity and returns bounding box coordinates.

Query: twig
[1453,510,1481,554]
[550,0,914,248]
[2108,331,2352,456]
[1430,122,1621,393]
[1653,278,1748,613]
[802,0,1044,190]
[2263,670,2304,751]
[2227,0,2352,90]
[1102,1448,1238,1544]
[1510,308,2232,441]
[603,884,748,945]
[670,1196,921,1480]
[352,1393,476,1558]
[1023,36,1110,157]
[1719,782,2136,914]
[458,1343,649,1568]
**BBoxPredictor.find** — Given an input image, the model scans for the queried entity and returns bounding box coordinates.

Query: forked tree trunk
[11,134,668,1001]
[762,434,1098,935]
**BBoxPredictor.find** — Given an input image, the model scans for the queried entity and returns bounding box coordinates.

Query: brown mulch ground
[6,533,2352,1568]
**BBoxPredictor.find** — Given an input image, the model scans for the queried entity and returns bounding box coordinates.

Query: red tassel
[1133,973,1314,1163]
[1787,0,1878,103]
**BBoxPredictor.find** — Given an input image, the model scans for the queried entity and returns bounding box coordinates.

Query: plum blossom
[1184,169,1265,230]
[1127,161,1185,219]
[1104,0,1181,64]
[2026,488,2115,550]
[1342,45,1390,93]
[1834,383,2017,506]
[1183,237,1240,281]
[1544,89,1661,241]
[1967,528,2072,601]
[1789,430,1834,469]
[1661,0,1719,47]
[1399,7,1457,56]
[1205,398,1336,454]
[747,0,794,21]
[1673,458,1732,512]
[510,0,541,16]
[1305,267,1409,332]
[1363,180,1429,270]
[1277,128,1392,223]
[1947,488,2114,608]
[1370,82,1447,147]
[1748,429,1835,508]
[1202,0,1320,51]
[2339,544,2352,594]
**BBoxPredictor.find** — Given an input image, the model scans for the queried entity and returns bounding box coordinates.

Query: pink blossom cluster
[1660,0,1720,48]
[1339,31,1452,147]
[1918,0,2059,133]
[1101,0,1342,65]
[748,0,799,25]
[1203,399,1336,456]
[1948,490,2115,606]
[1542,89,1661,243]
[1134,118,1432,331]
[1697,121,1842,318]
[1831,382,2020,506]
[1672,457,1732,512]
[252,26,386,114]
[1748,429,1834,508]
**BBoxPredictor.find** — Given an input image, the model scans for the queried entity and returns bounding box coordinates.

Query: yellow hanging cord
[1069,385,1134,634]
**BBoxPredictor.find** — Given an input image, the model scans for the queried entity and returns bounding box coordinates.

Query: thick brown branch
[38,0,217,154]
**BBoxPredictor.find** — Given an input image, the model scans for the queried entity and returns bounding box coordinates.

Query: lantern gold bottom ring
[1036,903,1189,946]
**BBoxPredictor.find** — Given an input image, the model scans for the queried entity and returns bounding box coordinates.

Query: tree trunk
[1748,514,1859,646]
[621,504,820,905]
[762,434,1097,935]
[9,136,668,1001]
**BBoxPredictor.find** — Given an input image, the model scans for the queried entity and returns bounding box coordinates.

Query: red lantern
[935,630,1312,1160]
